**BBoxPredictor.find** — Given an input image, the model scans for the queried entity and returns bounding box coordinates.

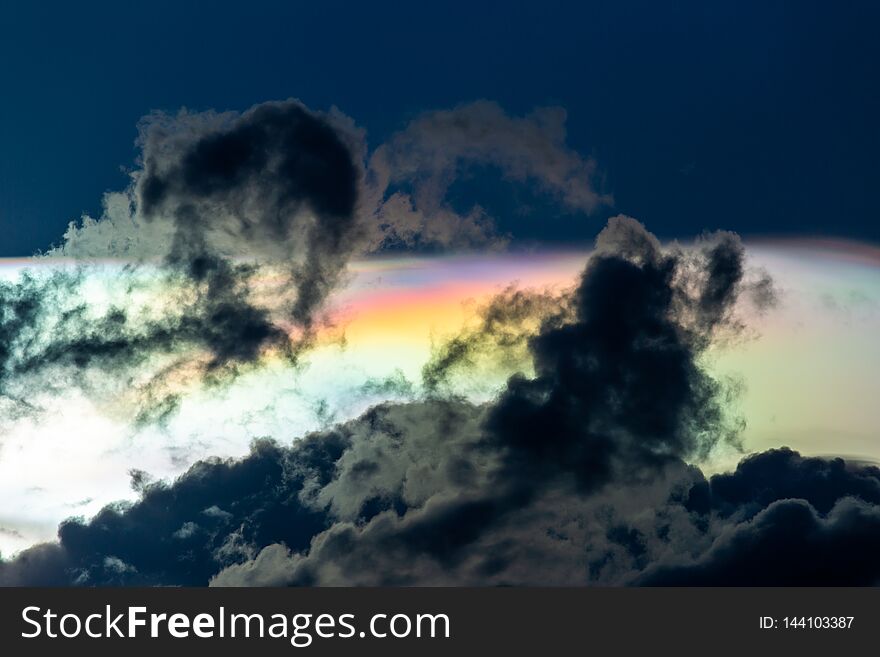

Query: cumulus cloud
[6,217,866,588]
[638,451,880,585]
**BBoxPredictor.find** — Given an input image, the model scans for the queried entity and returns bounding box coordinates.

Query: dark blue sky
[1,0,877,255]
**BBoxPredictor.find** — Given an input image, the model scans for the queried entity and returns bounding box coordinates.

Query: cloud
[135,100,364,326]
[15,99,612,422]
[58,100,610,259]
[0,258,288,423]
[0,438,330,585]
[4,97,859,587]
[1,100,371,420]
[421,284,574,395]
[638,497,880,586]
[365,101,612,250]
[691,447,880,518]
[370,101,610,213]
[370,192,505,252]
[6,217,868,587]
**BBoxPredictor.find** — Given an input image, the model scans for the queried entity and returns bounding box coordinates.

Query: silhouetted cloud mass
[0,101,369,420]
[0,100,612,421]
[137,100,363,325]
[5,217,872,586]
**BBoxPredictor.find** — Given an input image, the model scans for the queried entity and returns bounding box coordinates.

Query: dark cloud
[1,437,337,585]
[0,543,69,586]
[138,103,358,225]
[130,100,366,380]
[9,99,612,421]
[6,217,867,587]
[485,218,743,495]
[639,497,880,586]
[137,100,363,325]
[0,100,368,418]
[60,101,607,256]
[627,448,880,585]
[691,447,880,518]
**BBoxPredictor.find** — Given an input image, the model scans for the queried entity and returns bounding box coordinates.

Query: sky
[1,1,879,256]
[0,1,879,587]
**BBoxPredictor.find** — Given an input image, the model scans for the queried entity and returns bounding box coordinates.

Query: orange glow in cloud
[326,252,586,352]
